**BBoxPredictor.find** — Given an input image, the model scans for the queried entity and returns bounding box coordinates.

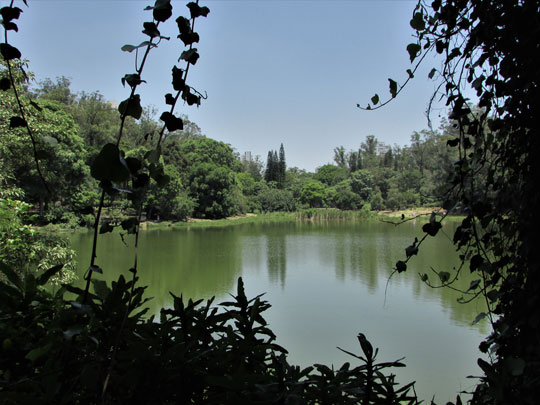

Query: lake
[69,218,488,403]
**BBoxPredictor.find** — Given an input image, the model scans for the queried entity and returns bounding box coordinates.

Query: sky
[13,0,447,172]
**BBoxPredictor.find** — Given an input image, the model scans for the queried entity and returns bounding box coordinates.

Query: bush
[0,268,418,404]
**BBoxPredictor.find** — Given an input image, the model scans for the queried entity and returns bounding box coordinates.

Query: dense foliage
[0,1,421,404]
[2,0,538,403]
[364,0,540,403]
[0,68,461,223]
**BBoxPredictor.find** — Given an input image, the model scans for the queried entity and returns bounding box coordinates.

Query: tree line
[0,70,462,225]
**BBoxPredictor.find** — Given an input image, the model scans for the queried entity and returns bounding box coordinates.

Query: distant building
[375,142,390,156]
[241,151,252,162]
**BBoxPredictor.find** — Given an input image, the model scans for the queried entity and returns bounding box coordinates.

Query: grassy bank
[42,207,463,233]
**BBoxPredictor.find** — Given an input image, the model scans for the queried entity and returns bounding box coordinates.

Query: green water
[70,219,488,403]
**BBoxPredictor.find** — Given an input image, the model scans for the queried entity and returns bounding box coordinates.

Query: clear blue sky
[14,0,445,172]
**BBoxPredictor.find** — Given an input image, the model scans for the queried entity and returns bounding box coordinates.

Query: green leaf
[125,157,142,175]
[405,245,418,258]
[90,143,131,182]
[9,116,26,128]
[153,0,172,22]
[0,262,22,289]
[187,2,210,18]
[0,43,21,60]
[149,163,169,187]
[388,78,398,98]
[438,271,450,283]
[121,217,138,234]
[37,264,64,285]
[176,16,191,34]
[171,66,185,91]
[160,111,184,132]
[89,265,102,274]
[182,88,200,106]
[472,312,487,325]
[406,43,421,62]
[357,333,374,359]
[118,94,142,119]
[0,77,11,91]
[2,21,18,31]
[410,12,425,31]
[26,343,52,362]
[121,73,146,88]
[468,279,481,291]
[145,146,161,164]
[165,93,175,105]
[178,30,200,46]
[180,48,199,65]
[505,357,525,376]
[99,221,114,234]
[422,221,442,236]
[63,326,83,340]
[29,100,42,111]
[42,135,58,147]
[142,21,160,38]
[121,41,156,53]
[92,279,110,300]
[486,289,501,302]
[396,260,407,273]
[0,6,23,22]
[370,94,379,105]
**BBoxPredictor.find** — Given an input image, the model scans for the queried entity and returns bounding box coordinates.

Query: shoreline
[42,207,464,233]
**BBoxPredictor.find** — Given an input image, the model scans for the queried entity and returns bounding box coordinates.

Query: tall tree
[278,143,286,187]
[396,1,540,402]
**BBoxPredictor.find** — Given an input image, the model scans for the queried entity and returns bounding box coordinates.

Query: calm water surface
[70,219,488,403]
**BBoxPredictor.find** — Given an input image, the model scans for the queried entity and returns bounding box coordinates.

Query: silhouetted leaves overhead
[121,73,146,88]
[142,22,160,38]
[164,93,175,105]
[0,77,11,90]
[422,221,441,236]
[90,143,131,183]
[409,12,425,30]
[406,43,421,62]
[118,94,142,120]
[396,260,407,273]
[388,78,397,98]
[121,41,156,53]
[180,48,199,65]
[160,111,184,132]
[152,0,172,22]
[0,6,23,22]
[171,66,185,91]
[0,43,21,60]
[186,2,210,18]
[9,116,26,128]
[176,16,191,33]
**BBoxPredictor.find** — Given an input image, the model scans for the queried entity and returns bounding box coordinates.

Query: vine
[364,1,540,402]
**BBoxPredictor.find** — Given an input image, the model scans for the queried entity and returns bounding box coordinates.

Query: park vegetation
[0,66,461,227]
[1,0,538,404]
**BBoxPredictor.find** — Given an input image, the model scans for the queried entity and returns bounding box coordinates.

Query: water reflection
[70,219,489,402]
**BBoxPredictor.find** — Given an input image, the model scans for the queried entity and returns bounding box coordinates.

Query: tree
[388,1,540,402]
[299,181,327,208]
[146,164,194,221]
[0,87,92,220]
[349,169,375,203]
[314,164,348,186]
[333,146,347,168]
[278,143,286,187]
[327,179,362,210]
